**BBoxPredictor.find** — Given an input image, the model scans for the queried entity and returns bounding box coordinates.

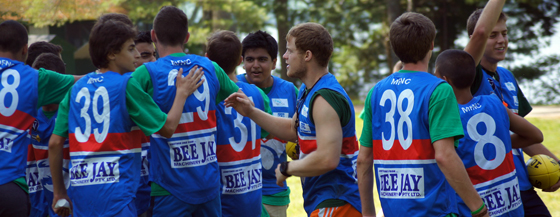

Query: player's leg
[263,204,288,217]
[0,182,30,217]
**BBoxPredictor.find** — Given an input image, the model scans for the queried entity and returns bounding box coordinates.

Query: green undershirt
[42,109,58,119]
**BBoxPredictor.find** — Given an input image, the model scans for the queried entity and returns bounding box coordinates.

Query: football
[286,142,300,160]
[526,154,560,189]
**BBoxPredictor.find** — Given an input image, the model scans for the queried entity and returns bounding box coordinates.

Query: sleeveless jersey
[68,72,143,216]
[216,82,265,217]
[237,74,297,195]
[473,67,532,191]
[28,109,71,217]
[136,135,151,214]
[296,73,361,215]
[456,95,523,217]
[145,54,220,204]
[370,72,457,216]
[0,58,38,185]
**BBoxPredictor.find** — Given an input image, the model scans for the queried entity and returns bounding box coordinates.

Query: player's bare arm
[275,96,343,186]
[434,137,488,216]
[158,66,204,138]
[464,0,506,64]
[224,91,297,142]
[357,145,376,216]
[507,108,543,148]
[48,134,72,217]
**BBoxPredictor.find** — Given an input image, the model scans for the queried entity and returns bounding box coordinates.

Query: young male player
[237,30,298,217]
[130,6,241,216]
[226,22,362,217]
[48,19,203,217]
[206,30,272,217]
[25,42,63,66]
[0,20,82,216]
[435,49,544,216]
[357,12,488,217]
[26,53,70,217]
[134,31,157,68]
[465,7,560,216]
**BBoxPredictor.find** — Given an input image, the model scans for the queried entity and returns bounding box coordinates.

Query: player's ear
[304,50,312,62]
[430,41,434,50]
[204,52,208,57]
[151,30,157,43]
[272,58,277,70]
[237,56,242,66]
[184,32,190,44]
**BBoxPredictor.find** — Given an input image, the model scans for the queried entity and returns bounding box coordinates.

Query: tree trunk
[407,0,415,12]
[273,0,296,83]
[385,0,401,73]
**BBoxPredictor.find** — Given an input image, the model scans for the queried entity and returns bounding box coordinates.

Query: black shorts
[0,181,29,217]
[521,188,551,217]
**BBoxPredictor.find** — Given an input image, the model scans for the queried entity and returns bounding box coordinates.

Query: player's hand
[176,66,205,99]
[52,194,72,217]
[275,164,288,187]
[224,89,255,117]
[542,175,560,192]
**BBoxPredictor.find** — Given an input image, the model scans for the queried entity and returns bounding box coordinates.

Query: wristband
[280,162,292,177]
[471,202,485,214]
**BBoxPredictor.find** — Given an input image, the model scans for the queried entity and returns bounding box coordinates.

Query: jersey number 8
[380,89,414,150]
[467,113,506,170]
[75,87,110,143]
[0,69,20,117]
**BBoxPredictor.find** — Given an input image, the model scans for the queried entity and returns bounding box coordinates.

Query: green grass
[285,112,560,216]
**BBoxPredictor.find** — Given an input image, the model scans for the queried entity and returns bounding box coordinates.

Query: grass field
[284,109,560,216]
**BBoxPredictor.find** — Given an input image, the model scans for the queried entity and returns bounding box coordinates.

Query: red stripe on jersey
[0,110,35,131]
[141,136,150,144]
[299,136,358,155]
[69,130,143,152]
[372,139,433,160]
[156,111,217,136]
[466,152,516,185]
[27,144,35,161]
[33,148,48,160]
[217,139,261,163]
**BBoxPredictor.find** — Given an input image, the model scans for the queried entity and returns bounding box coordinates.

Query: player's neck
[480,58,499,72]
[254,76,273,89]
[155,44,184,58]
[0,51,21,62]
[301,66,328,90]
[98,66,124,75]
[227,72,238,82]
[454,88,474,105]
[402,61,429,72]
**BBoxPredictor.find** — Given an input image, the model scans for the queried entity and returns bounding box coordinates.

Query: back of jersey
[145,54,222,204]
[216,82,265,217]
[67,72,142,216]
[370,71,457,216]
[456,95,523,217]
[0,58,38,186]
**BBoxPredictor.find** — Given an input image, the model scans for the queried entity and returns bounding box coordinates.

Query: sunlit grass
[285,111,560,216]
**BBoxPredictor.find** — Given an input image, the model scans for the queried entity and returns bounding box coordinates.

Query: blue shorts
[153,194,221,217]
[521,188,551,217]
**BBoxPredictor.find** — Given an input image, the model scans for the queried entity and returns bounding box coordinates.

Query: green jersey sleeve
[52,90,72,138]
[359,88,374,148]
[126,77,168,136]
[257,87,272,138]
[294,85,299,97]
[515,81,532,117]
[429,83,464,147]
[131,65,154,95]
[37,68,75,108]
[214,62,239,103]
